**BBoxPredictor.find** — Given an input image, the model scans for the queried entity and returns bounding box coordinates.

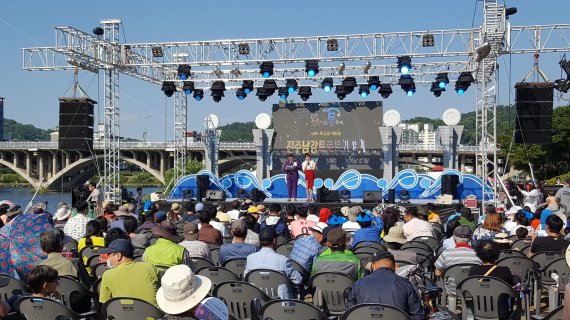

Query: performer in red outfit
[302,153,317,202]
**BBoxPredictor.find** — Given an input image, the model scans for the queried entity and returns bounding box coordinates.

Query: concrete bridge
[0,141,491,190]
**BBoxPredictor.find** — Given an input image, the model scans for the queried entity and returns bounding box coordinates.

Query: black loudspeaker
[205,189,225,201]
[251,188,266,202]
[58,97,96,150]
[441,175,459,199]
[196,175,210,201]
[387,189,395,204]
[363,191,382,203]
[71,186,90,208]
[317,187,340,203]
[514,82,554,144]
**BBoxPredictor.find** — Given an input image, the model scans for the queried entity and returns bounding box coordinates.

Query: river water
[0,186,163,212]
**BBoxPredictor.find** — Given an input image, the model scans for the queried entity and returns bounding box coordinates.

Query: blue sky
[1,0,569,140]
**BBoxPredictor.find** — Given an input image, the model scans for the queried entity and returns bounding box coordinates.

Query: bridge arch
[0,159,40,187]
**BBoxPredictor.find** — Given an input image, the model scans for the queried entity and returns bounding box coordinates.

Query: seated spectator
[104,227,130,247]
[530,208,541,230]
[311,228,363,280]
[242,214,260,246]
[219,220,258,263]
[95,216,109,235]
[215,203,232,223]
[260,203,290,239]
[124,215,150,248]
[469,239,516,320]
[426,203,441,224]
[179,222,211,261]
[445,204,464,231]
[417,208,430,222]
[78,220,105,264]
[528,214,570,257]
[53,206,71,230]
[434,226,482,302]
[472,210,506,244]
[342,206,361,233]
[508,210,533,236]
[382,225,407,250]
[197,212,222,245]
[244,227,302,299]
[180,202,198,222]
[63,201,92,241]
[156,265,227,320]
[168,203,183,222]
[226,200,240,221]
[38,229,78,279]
[289,206,317,238]
[204,205,228,237]
[99,239,159,307]
[493,233,512,251]
[306,204,320,224]
[381,207,400,237]
[290,222,327,272]
[352,210,384,244]
[347,251,423,320]
[319,207,332,223]
[143,221,192,270]
[458,207,476,232]
[110,206,133,231]
[516,227,529,240]
[139,211,158,231]
[442,216,462,250]
[27,265,61,299]
[402,207,433,241]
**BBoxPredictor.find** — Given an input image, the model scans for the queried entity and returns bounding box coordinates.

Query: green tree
[163,160,204,192]
[3,119,51,141]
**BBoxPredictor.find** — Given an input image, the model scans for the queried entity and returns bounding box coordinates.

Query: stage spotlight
[406,87,416,96]
[358,84,370,98]
[152,46,163,58]
[278,87,289,100]
[236,88,247,100]
[430,81,445,97]
[327,38,338,51]
[210,81,226,103]
[362,61,371,74]
[455,83,467,95]
[286,79,298,93]
[368,76,380,91]
[262,79,278,96]
[422,34,435,47]
[379,84,393,98]
[397,56,412,74]
[238,43,250,55]
[92,27,104,36]
[241,80,254,94]
[260,62,274,78]
[161,81,177,97]
[398,75,416,96]
[256,87,271,101]
[435,73,449,88]
[182,81,194,95]
[321,78,334,92]
[305,60,319,77]
[177,64,191,80]
[298,86,312,101]
[337,62,346,75]
[505,7,517,17]
[342,77,357,93]
[193,89,204,101]
[455,71,475,94]
[335,85,348,100]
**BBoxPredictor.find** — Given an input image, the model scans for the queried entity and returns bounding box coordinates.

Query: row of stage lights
[162,56,475,102]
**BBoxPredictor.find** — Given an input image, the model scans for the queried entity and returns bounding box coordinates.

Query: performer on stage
[283,153,300,202]
[302,153,317,202]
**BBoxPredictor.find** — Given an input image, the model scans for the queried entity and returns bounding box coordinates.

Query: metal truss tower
[173,91,188,182]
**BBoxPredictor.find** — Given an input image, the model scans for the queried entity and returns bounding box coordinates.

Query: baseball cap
[327,228,347,248]
[155,211,168,222]
[183,222,199,241]
[370,251,395,263]
[195,203,205,212]
[231,219,248,234]
[100,239,135,258]
[453,225,472,239]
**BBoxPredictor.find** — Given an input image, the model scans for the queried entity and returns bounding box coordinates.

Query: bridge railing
[398,144,492,152]
[0,140,257,150]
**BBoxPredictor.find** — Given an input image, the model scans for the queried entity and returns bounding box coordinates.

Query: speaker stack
[441,175,459,199]
[58,98,96,150]
[514,82,554,144]
[196,175,210,201]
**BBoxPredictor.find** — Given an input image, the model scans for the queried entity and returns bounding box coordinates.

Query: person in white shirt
[301,153,317,202]
[518,182,539,212]
[402,207,434,241]
[227,200,240,221]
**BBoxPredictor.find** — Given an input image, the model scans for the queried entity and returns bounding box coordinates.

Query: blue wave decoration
[168,169,494,201]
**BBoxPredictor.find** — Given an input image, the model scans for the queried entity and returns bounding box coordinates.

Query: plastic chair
[78,246,105,265]
[410,236,440,251]
[63,238,79,256]
[521,245,532,255]
[91,262,107,279]
[275,242,294,256]
[496,256,539,282]
[498,249,526,260]
[532,305,563,320]
[58,276,96,314]
[436,263,481,311]
[196,266,240,295]
[102,297,164,320]
[339,303,411,320]
[308,272,355,316]
[276,235,288,246]
[15,297,98,320]
[244,269,296,299]
[210,247,221,266]
[353,246,383,256]
[532,251,563,270]
[352,241,387,252]
[212,281,271,320]
[0,274,30,301]
[400,244,432,258]
[541,258,570,311]
[511,238,531,251]
[457,276,518,320]
[207,242,221,251]
[432,223,445,238]
[354,251,374,269]
[290,259,310,281]
[257,299,328,320]
[401,240,433,253]
[222,258,247,280]
[190,256,215,271]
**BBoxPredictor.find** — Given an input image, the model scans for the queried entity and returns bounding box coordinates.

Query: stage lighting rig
[398,75,416,96]
[358,85,370,97]
[397,56,412,74]
[238,43,250,55]
[299,86,312,101]
[92,27,104,36]
[260,62,274,78]
[342,77,357,93]
[210,81,226,102]
[327,38,338,51]
[161,81,177,97]
[335,85,348,100]
[241,80,254,94]
[177,64,191,80]
[362,61,371,74]
[278,87,289,100]
[435,73,449,88]
[305,60,319,77]
[321,78,334,92]
[337,63,346,75]
[193,89,204,101]
[236,88,247,100]
[422,34,435,47]
[151,46,163,58]
[379,84,393,98]
[256,87,271,101]
[368,76,380,91]
[505,7,517,17]
[455,71,475,94]
[430,82,445,97]
[262,79,278,95]
[182,81,194,95]
[286,79,298,93]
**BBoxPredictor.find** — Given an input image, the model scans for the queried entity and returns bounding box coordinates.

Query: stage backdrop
[271,101,383,180]
[169,169,494,201]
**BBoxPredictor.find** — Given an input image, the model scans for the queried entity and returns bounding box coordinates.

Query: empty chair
[245,269,296,299]
[58,276,96,314]
[15,297,98,320]
[410,236,440,251]
[102,297,164,320]
[0,274,30,301]
[212,281,271,320]
[275,242,294,256]
[222,258,247,280]
[352,241,387,252]
[339,303,411,320]
[257,299,328,320]
[190,256,215,271]
[309,272,355,316]
[436,263,481,311]
[195,266,240,295]
[498,249,526,260]
[457,276,518,320]
[400,244,432,259]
